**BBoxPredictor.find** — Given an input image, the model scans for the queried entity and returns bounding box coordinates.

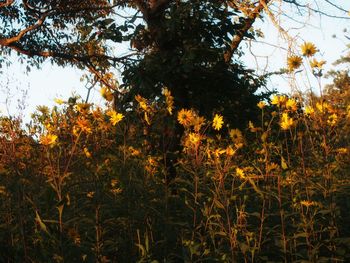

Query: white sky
[1,1,349,121]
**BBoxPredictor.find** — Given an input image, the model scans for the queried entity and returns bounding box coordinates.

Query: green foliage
[122,0,266,125]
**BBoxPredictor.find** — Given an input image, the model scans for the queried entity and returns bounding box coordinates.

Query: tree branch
[0,0,14,8]
[0,12,51,46]
[224,0,270,63]
[3,42,134,65]
[283,0,350,19]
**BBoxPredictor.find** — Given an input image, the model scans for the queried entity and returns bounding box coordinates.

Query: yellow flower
[188,132,201,144]
[271,95,287,107]
[75,103,91,114]
[54,98,64,105]
[226,146,235,156]
[40,133,58,146]
[212,114,224,131]
[287,55,303,71]
[76,117,92,133]
[257,101,266,109]
[300,42,317,57]
[327,113,338,127]
[310,58,326,69]
[162,87,174,115]
[316,102,330,113]
[304,106,315,115]
[177,109,194,127]
[107,110,124,126]
[100,87,114,102]
[129,146,141,156]
[229,129,244,144]
[280,113,294,130]
[92,107,103,120]
[84,147,92,158]
[135,95,148,111]
[286,98,297,111]
[236,167,245,179]
[193,116,206,132]
[248,121,259,132]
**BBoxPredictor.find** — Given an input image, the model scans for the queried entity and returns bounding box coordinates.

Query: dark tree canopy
[0,0,349,123]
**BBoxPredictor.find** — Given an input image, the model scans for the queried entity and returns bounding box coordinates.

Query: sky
[0,1,349,121]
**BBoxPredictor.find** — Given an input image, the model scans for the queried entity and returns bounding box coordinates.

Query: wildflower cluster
[286,42,326,74]
[1,88,350,262]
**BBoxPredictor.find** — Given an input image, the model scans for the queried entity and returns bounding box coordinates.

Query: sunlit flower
[54,98,64,105]
[229,129,244,144]
[327,113,338,127]
[301,42,317,57]
[286,98,297,111]
[280,113,294,130]
[84,147,92,158]
[129,146,141,156]
[226,146,235,156]
[107,110,124,126]
[76,117,92,133]
[75,103,91,114]
[145,156,158,176]
[248,121,259,132]
[188,132,201,144]
[92,107,103,120]
[287,55,303,71]
[316,101,330,113]
[212,114,224,131]
[110,179,123,194]
[257,101,266,109]
[193,116,206,132]
[162,87,174,115]
[304,106,315,115]
[135,95,148,111]
[310,58,326,69]
[271,95,287,107]
[177,109,194,127]
[100,87,114,102]
[36,105,50,115]
[236,167,245,179]
[40,133,58,146]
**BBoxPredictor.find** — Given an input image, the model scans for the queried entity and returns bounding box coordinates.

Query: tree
[0,0,349,120]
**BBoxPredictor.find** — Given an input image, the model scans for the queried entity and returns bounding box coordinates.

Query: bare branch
[0,12,51,46]
[224,0,270,63]
[0,0,14,8]
[3,43,135,65]
[283,0,350,19]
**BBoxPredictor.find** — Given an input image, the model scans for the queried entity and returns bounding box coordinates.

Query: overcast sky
[1,1,349,121]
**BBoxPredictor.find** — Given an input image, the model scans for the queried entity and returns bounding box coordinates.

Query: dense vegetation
[1,76,350,261]
[1,1,350,262]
